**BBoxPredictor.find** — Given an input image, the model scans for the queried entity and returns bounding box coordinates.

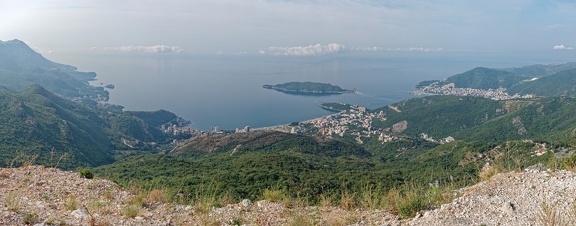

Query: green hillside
[0,39,107,102]
[372,95,576,143]
[454,96,576,143]
[171,130,370,158]
[0,85,176,168]
[507,68,576,97]
[501,62,576,78]
[445,67,525,89]
[415,63,576,98]
[372,95,504,138]
[96,128,555,206]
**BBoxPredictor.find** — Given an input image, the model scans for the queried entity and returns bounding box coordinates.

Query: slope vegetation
[0,85,176,168]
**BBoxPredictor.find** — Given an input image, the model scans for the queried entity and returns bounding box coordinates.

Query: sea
[52,50,575,130]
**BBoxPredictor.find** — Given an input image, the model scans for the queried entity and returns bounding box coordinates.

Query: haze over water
[56,51,575,130]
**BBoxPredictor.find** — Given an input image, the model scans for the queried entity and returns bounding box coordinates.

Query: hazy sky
[1,0,575,55]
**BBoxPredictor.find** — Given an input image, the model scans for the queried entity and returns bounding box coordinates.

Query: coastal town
[411,81,536,100]
[162,102,460,146]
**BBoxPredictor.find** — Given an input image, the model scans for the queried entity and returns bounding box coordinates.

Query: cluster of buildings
[420,133,455,144]
[412,82,536,100]
[303,105,387,144]
[161,124,197,136]
[235,126,251,133]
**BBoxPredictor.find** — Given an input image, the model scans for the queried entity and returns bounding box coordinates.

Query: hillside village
[411,82,536,100]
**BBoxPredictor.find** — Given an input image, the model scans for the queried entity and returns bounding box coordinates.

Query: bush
[263,188,285,202]
[79,168,94,179]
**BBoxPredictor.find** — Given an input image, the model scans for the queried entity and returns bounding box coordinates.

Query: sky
[1,0,576,56]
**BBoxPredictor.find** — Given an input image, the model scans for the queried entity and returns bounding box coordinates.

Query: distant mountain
[501,62,576,78]
[415,62,576,98]
[373,95,576,143]
[0,84,176,168]
[507,68,576,97]
[446,67,526,89]
[0,39,107,103]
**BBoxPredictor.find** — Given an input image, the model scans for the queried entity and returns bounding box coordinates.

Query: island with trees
[263,81,355,95]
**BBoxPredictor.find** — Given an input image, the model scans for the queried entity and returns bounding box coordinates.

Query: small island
[263,81,355,95]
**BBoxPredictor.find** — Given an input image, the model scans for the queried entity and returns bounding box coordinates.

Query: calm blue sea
[54,51,575,130]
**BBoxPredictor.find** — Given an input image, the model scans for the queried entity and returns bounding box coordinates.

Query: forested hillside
[0,85,177,168]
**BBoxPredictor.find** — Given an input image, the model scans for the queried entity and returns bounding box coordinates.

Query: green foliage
[502,62,576,78]
[372,95,576,143]
[0,39,108,101]
[372,95,503,138]
[125,110,178,128]
[445,67,525,89]
[122,205,140,218]
[415,80,441,89]
[264,81,353,95]
[263,188,286,202]
[172,131,370,158]
[508,68,576,97]
[95,131,553,209]
[79,168,94,179]
[0,84,176,168]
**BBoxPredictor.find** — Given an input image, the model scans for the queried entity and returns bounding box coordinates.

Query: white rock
[71,208,88,219]
[240,199,252,207]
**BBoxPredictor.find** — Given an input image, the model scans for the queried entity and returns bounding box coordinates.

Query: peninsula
[263,81,355,95]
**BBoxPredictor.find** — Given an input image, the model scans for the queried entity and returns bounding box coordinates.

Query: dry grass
[64,195,78,211]
[145,189,167,205]
[479,164,500,181]
[122,205,141,218]
[263,188,285,202]
[318,194,333,207]
[536,201,576,226]
[339,191,356,211]
[5,191,21,212]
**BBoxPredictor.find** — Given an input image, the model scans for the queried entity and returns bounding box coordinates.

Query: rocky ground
[410,165,576,226]
[0,166,401,225]
[1,165,575,225]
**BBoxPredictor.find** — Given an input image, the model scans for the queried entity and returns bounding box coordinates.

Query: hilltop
[0,83,180,168]
[0,39,107,104]
[3,165,576,225]
[0,40,190,168]
[0,166,401,225]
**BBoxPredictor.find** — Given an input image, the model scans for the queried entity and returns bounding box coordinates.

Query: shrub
[340,191,356,211]
[263,188,285,202]
[79,168,94,179]
[64,195,78,211]
[122,205,140,218]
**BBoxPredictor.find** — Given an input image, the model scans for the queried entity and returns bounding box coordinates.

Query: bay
[52,51,575,130]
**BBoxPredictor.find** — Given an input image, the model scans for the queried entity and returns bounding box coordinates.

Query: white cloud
[259,43,447,56]
[553,44,573,50]
[403,47,445,52]
[264,43,346,56]
[349,46,383,51]
[104,45,184,53]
